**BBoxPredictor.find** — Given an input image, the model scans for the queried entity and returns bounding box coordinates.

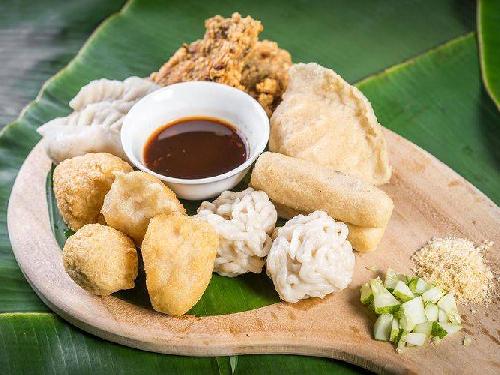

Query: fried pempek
[141,214,218,316]
[63,224,138,296]
[101,171,185,245]
[53,153,133,231]
[270,63,392,185]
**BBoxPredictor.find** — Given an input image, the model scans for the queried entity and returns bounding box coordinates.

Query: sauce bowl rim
[121,81,269,185]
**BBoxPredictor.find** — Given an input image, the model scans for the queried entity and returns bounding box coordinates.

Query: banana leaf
[0,313,231,374]
[1,0,499,373]
[0,0,125,126]
[478,0,500,109]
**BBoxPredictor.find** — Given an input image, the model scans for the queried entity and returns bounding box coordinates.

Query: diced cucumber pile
[360,269,462,352]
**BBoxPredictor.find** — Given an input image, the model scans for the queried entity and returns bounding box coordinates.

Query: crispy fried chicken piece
[241,40,292,115]
[151,13,262,89]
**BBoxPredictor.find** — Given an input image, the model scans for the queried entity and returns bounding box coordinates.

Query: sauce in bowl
[143,116,247,180]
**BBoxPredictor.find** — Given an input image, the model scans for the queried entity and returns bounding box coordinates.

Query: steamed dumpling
[266,210,355,303]
[38,77,159,163]
[69,77,159,111]
[196,188,277,277]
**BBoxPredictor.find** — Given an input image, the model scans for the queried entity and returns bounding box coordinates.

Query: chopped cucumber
[422,287,444,303]
[385,269,404,290]
[393,281,414,302]
[360,282,373,305]
[370,277,385,293]
[408,277,429,295]
[431,321,448,338]
[401,297,426,325]
[440,322,462,335]
[406,277,418,291]
[437,293,461,325]
[389,319,400,342]
[374,314,393,341]
[407,332,427,346]
[374,292,401,314]
[438,308,448,322]
[396,332,408,353]
[361,270,463,352]
[399,314,416,332]
[414,322,432,337]
[424,303,438,322]
[372,278,400,314]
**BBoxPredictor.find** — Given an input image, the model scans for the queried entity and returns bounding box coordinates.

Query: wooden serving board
[7,130,500,374]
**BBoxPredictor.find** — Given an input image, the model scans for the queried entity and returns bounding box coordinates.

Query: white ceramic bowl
[121,81,269,200]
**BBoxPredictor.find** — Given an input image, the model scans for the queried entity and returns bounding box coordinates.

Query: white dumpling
[266,210,355,303]
[69,77,159,111]
[196,188,278,277]
[38,107,126,163]
[37,77,159,163]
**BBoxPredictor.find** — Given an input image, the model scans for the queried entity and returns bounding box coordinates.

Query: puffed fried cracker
[270,63,392,185]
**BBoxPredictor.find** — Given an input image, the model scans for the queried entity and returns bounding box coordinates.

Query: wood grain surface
[7,130,500,375]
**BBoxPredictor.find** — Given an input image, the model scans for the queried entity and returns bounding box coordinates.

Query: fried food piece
[141,214,218,316]
[63,224,138,296]
[270,63,392,185]
[346,225,385,253]
[53,153,133,231]
[251,152,394,228]
[241,40,292,115]
[101,171,185,245]
[274,203,386,253]
[151,13,262,89]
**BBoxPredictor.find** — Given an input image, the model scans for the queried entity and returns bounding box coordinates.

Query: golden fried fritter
[63,224,138,296]
[241,40,292,115]
[53,153,133,231]
[101,171,185,244]
[151,13,262,89]
[141,214,218,316]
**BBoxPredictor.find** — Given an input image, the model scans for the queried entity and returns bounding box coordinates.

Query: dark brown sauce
[143,116,247,179]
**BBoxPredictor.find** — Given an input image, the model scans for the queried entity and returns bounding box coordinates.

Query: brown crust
[150,13,262,89]
[241,40,292,115]
[150,14,292,116]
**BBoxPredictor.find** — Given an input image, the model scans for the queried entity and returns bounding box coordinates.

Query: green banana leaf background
[478,0,500,109]
[1,0,499,373]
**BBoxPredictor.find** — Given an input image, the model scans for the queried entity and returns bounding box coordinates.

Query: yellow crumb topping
[411,237,495,305]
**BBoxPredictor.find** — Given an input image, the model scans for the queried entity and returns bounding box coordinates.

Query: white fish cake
[274,202,386,253]
[269,63,391,185]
